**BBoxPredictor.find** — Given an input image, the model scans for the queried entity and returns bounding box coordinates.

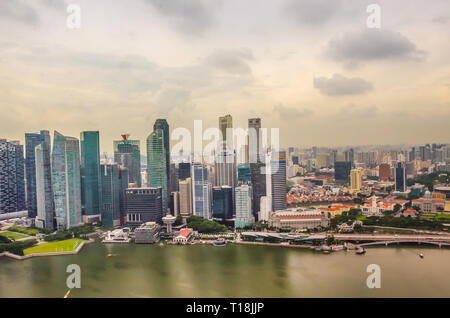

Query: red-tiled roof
[177,228,192,238]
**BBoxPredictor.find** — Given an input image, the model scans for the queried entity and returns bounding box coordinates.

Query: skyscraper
[100,164,126,227]
[25,130,50,218]
[125,187,163,227]
[248,118,261,163]
[235,184,254,228]
[250,162,266,219]
[0,139,26,213]
[214,150,236,188]
[34,139,54,230]
[147,129,168,213]
[350,169,363,194]
[80,131,102,222]
[179,177,192,218]
[192,163,212,219]
[237,163,251,183]
[114,135,141,187]
[219,114,233,150]
[212,186,233,220]
[271,151,287,212]
[379,163,391,181]
[395,162,406,192]
[334,161,351,184]
[178,162,191,180]
[52,131,82,230]
[153,119,170,189]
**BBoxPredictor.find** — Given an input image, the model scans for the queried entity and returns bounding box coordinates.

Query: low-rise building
[134,222,161,244]
[268,209,329,230]
[361,195,408,216]
[412,191,445,213]
[173,228,194,244]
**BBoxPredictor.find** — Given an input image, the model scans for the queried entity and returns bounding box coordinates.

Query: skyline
[1,0,450,153]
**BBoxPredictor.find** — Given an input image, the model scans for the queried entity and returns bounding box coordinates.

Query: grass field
[23,238,85,255]
[0,231,29,240]
[8,226,39,235]
[356,215,367,221]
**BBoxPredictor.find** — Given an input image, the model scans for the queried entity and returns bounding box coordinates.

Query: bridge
[334,234,450,248]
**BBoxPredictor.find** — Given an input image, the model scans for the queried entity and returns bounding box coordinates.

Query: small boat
[356,247,366,255]
[419,253,424,259]
[323,250,330,254]
[159,242,164,246]
[213,238,226,246]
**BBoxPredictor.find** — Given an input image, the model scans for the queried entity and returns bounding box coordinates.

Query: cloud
[205,48,254,75]
[0,1,39,26]
[273,104,313,119]
[144,0,219,35]
[284,0,342,26]
[314,73,373,96]
[326,29,426,67]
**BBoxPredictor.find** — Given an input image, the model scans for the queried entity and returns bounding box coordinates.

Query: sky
[0,0,450,153]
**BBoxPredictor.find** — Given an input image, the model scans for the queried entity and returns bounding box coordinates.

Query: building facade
[125,187,163,227]
[34,139,54,230]
[147,129,168,213]
[235,184,254,228]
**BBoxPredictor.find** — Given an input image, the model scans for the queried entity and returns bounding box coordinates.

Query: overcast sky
[1,0,450,153]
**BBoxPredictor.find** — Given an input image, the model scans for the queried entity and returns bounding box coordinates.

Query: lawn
[356,215,367,221]
[8,226,39,235]
[0,231,29,240]
[23,238,85,255]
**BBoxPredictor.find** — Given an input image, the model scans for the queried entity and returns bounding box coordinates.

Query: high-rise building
[0,139,26,214]
[119,167,129,225]
[214,150,236,188]
[25,130,50,218]
[34,138,54,230]
[125,187,163,227]
[350,169,363,193]
[248,118,262,163]
[212,186,233,220]
[52,131,83,230]
[237,163,251,183]
[219,114,233,150]
[179,177,192,217]
[344,149,355,167]
[153,119,170,189]
[235,184,254,228]
[178,162,191,180]
[100,164,127,227]
[192,163,212,219]
[169,163,179,192]
[80,131,102,222]
[316,153,329,169]
[147,129,168,214]
[395,162,406,192]
[379,163,391,181]
[170,191,180,216]
[250,162,266,219]
[334,161,351,184]
[271,151,287,212]
[113,135,141,187]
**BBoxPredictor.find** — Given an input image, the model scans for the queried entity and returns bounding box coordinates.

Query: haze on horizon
[1,0,449,153]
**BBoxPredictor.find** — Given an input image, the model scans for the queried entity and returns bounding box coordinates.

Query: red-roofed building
[173,228,193,244]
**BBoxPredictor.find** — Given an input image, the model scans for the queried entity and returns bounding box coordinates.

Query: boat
[107,254,113,258]
[356,247,366,255]
[419,253,424,259]
[213,238,226,246]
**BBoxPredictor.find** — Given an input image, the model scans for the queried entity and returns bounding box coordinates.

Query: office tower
[113,135,141,187]
[147,129,168,213]
[334,161,351,184]
[248,118,262,163]
[292,155,299,165]
[100,164,125,227]
[153,119,170,188]
[34,139,54,230]
[330,150,337,166]
[170,191,180,216]
[259,153,273,222]
[178,162,191,180]
[350,169,363,193]
[192,163,212,219]
[124,187,163,227]
[379,163,391,181]
[212,186,233,220]
[235,184,254,228]
[0,139,26,213]
[409,147,416,161]
[80,131,102,222]
[395,162,406,192]
[179,177,192,217]
[119,167,129,225]
[25,130,50,218]
[52,132,83,230]
[316,153,329,169]
[237,163,251,183]
[169,163,179,192]
[219,114,233,150]
[250,162,266,219]
[271,151,287,212]
[214,150,236,188]
[344,149,354,167]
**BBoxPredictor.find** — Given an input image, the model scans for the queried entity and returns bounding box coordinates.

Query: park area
[0,231,29,240]
[23,238,85,255]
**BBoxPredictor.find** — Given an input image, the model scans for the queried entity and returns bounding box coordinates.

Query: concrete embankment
[0,239,94,260]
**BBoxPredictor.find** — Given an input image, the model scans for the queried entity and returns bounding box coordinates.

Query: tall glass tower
[192,163,212,219]
[0,139,25,213]
[153,119,170,189]
[147,129,167,213]
[114,136,141,187]
[80,131,102,220]
[35,137,54,230]
[25,130,50,218]
[52,131,82,230]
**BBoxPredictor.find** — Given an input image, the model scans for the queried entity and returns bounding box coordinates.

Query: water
[1,242,450,297]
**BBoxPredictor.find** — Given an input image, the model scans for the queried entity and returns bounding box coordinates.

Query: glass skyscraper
[52,131,83,230]
[238,163,251,183]
[0,139,25,213]
[212,186,233,220]
[153,119,170,189]
[80,131,102,219]
[100,164,127,227]
[147,129,168,213]
[271,151,287,212]
[192,163,212,219]
[235,184,254,229]
[35,137,54,230]
[25,130,50,218]
[114,137,141,187]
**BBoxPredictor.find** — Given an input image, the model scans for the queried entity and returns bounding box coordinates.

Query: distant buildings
[379,163,391,181]
[412,191,445,213]
[235,184,254,228]
[350,169,363,194]
[80,131,102,223]
[394,162,406,192]
[192,163,212,219]
[114,135,141,187]
[334,161,351,184]
[238,163,251,183]
[124,187,163,227]
[52,131,83,230]
[0,139,26,214]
